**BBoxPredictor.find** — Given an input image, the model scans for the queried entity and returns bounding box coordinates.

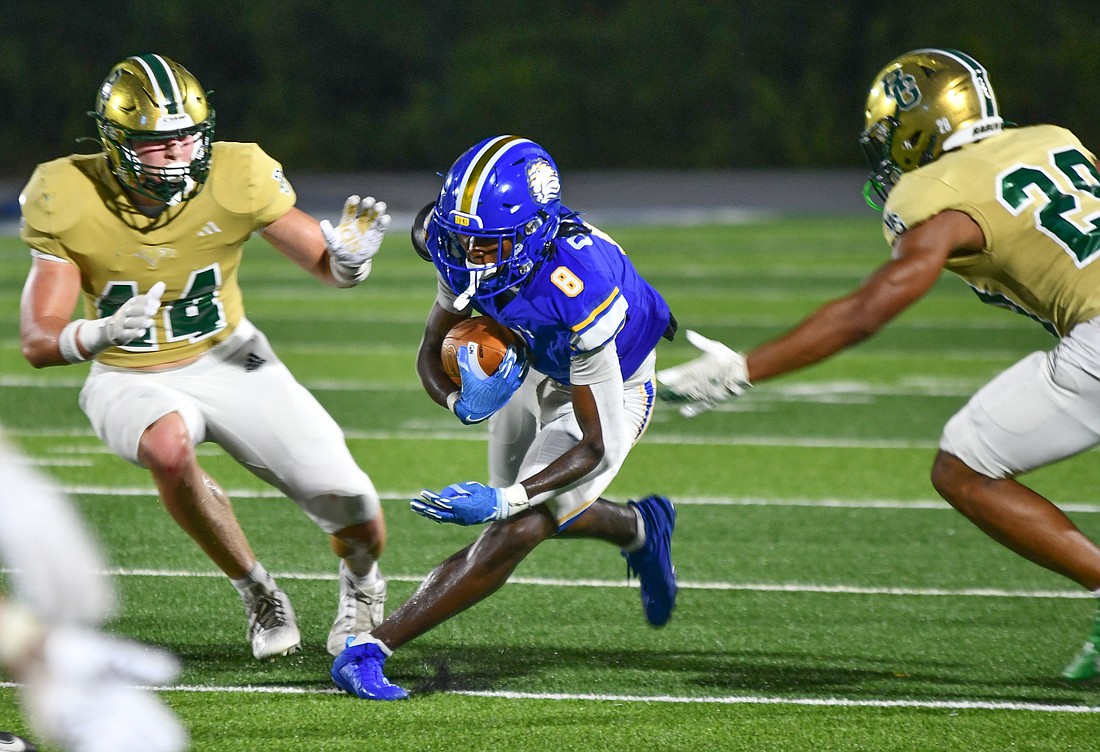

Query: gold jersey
[20,142,296,367]
[883,124,1100,337]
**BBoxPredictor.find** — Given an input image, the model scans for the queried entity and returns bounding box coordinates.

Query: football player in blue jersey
[331,135,678,700]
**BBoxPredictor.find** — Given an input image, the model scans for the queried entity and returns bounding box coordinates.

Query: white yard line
[0,565,1075,600]
[0,680,1093,713]
[33,484,1100,514]
[5,425,943,449]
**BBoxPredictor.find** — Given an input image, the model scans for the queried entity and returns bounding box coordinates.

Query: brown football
[441,317,517,386]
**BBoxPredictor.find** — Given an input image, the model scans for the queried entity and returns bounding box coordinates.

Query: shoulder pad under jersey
[208,141,296,218]
[19,155,104,236]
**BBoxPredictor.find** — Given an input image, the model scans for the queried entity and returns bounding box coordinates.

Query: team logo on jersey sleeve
[527,158,560,205]
[271,167,292,196]
[883,210,907,237]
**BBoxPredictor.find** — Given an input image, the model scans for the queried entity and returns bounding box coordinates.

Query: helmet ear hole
[523,216,544,236]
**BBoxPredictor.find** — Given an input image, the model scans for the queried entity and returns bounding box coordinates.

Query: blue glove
[411,481,504,525]
[452,344,528,425]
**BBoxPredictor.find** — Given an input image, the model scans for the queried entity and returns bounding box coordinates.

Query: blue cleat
[331,641,409,700]
[623,495,678,627]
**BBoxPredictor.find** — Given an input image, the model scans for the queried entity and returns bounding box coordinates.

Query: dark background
[2,0,1098,180]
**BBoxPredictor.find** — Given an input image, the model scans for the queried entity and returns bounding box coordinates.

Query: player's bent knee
[931,450,985,507]
[297,491,382,536]
[137,413,196,475]
[332,519,386,558]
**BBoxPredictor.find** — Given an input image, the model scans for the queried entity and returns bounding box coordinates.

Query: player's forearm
[416,340,459,409]
[20,317,75,368]
[747,296,883,382]
[520,440,605,501]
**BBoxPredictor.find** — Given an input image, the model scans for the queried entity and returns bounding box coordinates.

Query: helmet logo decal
[883,69,921,111]
[527,158,560,205]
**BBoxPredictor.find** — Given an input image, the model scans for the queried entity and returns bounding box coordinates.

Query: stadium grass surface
[2,217,1099,750]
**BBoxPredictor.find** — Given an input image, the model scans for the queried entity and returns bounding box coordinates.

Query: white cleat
[327,562,387,656]
[0,732,36,752]
[246,589,301,660]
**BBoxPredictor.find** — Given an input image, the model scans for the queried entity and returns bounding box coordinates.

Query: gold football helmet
[91,54,214,203]
[860,48,1002,204]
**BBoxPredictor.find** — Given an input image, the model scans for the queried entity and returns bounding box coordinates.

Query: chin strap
[453,279,477,312]
[454,263,499,311]
[862,180,883,210]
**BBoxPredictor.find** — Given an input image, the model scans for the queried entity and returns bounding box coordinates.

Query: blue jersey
[445,224,671,384]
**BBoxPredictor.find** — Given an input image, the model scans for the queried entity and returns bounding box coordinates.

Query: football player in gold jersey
[19,54,392,660]
[658,48,1100,681]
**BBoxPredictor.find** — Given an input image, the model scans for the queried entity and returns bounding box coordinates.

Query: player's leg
[527,355,676,625]
[379,508,556,650]
[487,366,540,487]
[332,507,557,700]
[933,331,1100,679]
[138,413,255,577]
[79,365,299,659]
[196,323,388,655]
[932,452,1100,587]
[325,517,387,656]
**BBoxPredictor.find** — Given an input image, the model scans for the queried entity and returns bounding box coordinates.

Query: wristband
[500,483,530,518]
[58,320,90,364]
[446,391,461,411]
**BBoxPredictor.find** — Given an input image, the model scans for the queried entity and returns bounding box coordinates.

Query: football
[441,317,517,386]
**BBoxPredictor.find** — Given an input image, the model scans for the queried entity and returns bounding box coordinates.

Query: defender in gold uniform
[657,48,1100,680]
[19,54,393,660]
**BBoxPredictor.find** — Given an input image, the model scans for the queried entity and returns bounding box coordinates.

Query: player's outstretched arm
[263,197,391,288]
[658,211,974,418]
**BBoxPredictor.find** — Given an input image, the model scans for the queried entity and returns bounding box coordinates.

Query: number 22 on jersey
[998,147,1100,267]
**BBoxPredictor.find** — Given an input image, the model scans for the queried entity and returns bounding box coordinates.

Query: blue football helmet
[431,135,564,304]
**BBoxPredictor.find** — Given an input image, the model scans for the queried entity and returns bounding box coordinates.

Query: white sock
[349,632,392,655]
[343,556,379,584]
[231,561,275,600]
[622,506,646,553]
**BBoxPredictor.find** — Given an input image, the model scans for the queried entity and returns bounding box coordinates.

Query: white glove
[656,330,751,418]
[320,195,391,287]
[22,625,187,752]
[60,281,166,363]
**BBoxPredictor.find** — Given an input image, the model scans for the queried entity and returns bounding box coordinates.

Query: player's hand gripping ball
[441,317,518,386]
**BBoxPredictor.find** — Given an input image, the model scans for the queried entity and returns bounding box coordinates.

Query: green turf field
[2,216,1099,750]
